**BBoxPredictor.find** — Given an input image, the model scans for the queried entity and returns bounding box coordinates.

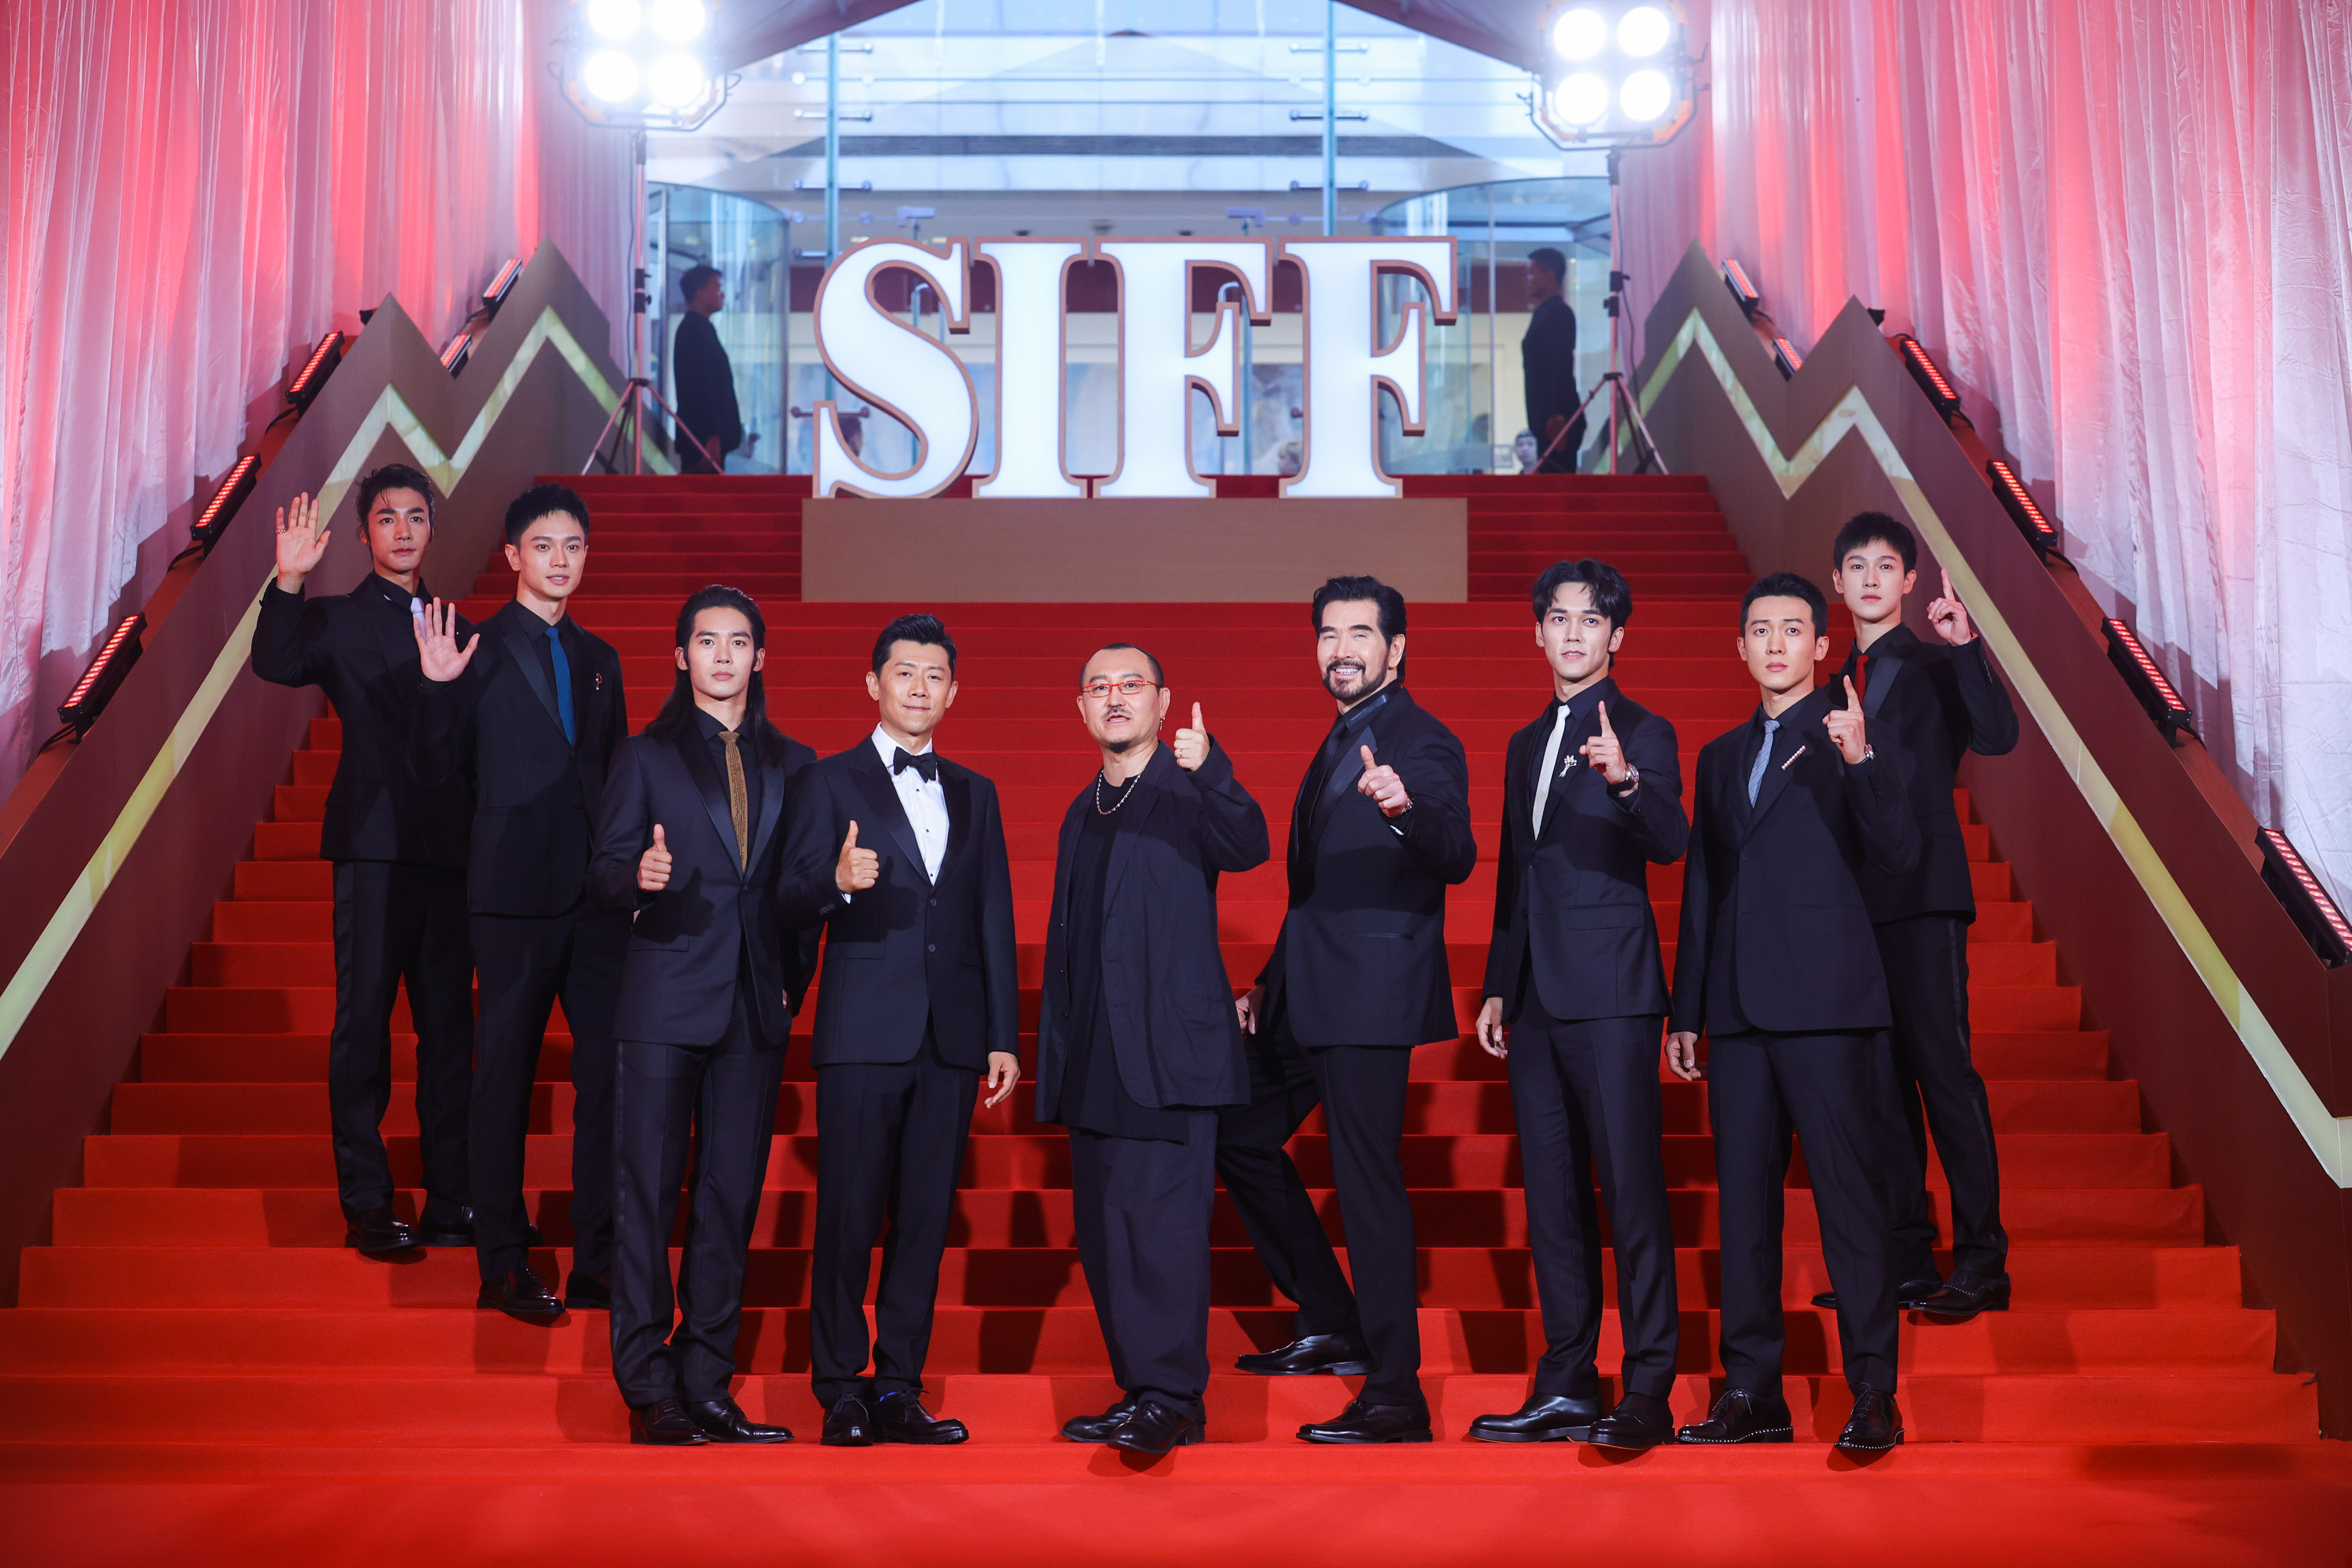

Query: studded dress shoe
[1298,1397,1433,1444]
[1812,1275,1942,1312]
[1108,1398,1203,1456]
[1916,1273,2011,1322]
[478,1266,564,1320]
[563,1272,612,1312]
[1835,1388,1904,1452]
[1587,1392,1676,1451]
[629,1397,710,1446]
[686,1396,792,1444]
[876,1390,968,1445]
[414,1207,478,1247]
[1234,1333,1374,1377]
[344,1208,417,1256]
[1060,1397,1139,1442]
[1466,1393,1600,1443]
[1676,1388,1795,1445]
[822,1394,877,1446]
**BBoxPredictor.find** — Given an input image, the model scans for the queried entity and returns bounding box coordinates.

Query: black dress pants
[1069,1113,1219,1425]
[1306,1044,1422,1408]
[1877,915,2008,1282]
[468,904,628,1283]
[1213,1028,1361,1341]
[328,860,471,1223]
[1507,1008,1678,1400]
[809,1026,979,1404]
[1707,1030,1900,1396]
[609,984,786,1408]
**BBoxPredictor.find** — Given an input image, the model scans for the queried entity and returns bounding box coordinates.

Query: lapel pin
[594,671,603,691]
[1780,744,1808,770]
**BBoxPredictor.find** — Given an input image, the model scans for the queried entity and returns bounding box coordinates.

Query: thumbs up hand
[638,823,673,892]
[1577,699,1631,786]
[1827,675,1870,765]
[1355,743,1412,818]
[1926,566,1977,645]
[1173,702,1211,772]
[835,819,880,893]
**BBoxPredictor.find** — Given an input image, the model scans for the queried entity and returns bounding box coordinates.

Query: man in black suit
[778,613,1020,1448]
[590,586,817,1447]
[672,265,743,473]
[1668,573,1919,1453]
[251,466,472,1256]
[413,484,629,1320]
[1522,248,1585,472]
[1041,645,1269,1456]
[1825,514,2020,1322]
[1224,576,1478,1445]
[1468,560,1688,1452]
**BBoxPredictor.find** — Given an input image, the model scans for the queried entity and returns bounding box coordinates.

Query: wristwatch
[1608,765,1641,798]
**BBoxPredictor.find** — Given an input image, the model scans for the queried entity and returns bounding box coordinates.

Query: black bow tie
[891,747,939,783]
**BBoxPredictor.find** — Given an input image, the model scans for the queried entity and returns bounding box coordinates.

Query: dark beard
[1101,733,1138,754]
[1324,662,1384,705]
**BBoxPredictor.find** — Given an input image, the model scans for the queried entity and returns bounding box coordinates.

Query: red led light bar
[191,453,261,550]
[286,329,345,411]
[57,613,146,736]
[482,257,522,312]
[1721,259,1760,315]
[1770,337,1802,379]
[1985,459,2059,557]
[2258,827,2352,967]
[440,331,473,374]
[1893,333,1964,419]
[2103,617,2196,743]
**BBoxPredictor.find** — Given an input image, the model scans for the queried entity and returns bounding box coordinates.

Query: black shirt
[691,705,763,855]
[1054,773,1190,1142]
[672,311,743,454]
[1521,294,1583,466]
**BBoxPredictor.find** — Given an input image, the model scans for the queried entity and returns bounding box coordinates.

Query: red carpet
[3,472,2346,1564]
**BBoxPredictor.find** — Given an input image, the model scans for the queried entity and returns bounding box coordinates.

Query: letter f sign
[1279,239,1457,498]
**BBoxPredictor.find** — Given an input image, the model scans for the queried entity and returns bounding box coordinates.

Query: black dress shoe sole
[1921,1289,2011,1322]
[347,1237,418,1257]
[880,1426,969,1445]
[1236,1358,1375,1376]
[630,1430,709,1446]
[1296,1428,1435,1445]
[1586,1426,1674,1451]
[1834,1429,1905,1452]
[1676,1426,1795,1445]
[1466,1422,1591,1443]
[414,1233,476,1248]
[476,1293,563,1321]
[700,1428,793,1444]
[1108,1425,1203,1456]
[821,1426,877,1448]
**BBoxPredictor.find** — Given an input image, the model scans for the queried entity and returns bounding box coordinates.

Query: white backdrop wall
[1624,0,2352,908]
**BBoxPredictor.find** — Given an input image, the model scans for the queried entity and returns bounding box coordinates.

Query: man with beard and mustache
[1222,576,1478,1444]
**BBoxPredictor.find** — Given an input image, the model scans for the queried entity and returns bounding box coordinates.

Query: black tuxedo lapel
[848,744,929,884]
[1747,695,1825,835]
[939,769,973,883]
[1862,643,1905,720]
[747,739,787,869]
[673,725,746,867]
[502,623,569,746]
[1103,747,1172,907]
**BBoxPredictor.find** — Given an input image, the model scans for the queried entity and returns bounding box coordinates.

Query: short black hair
[873,613,957,675]
[1084,642,1163,687]
[680,264,720,305]
[1740,571,1829,635]
[355,463,436,525]
[1527,247,1566,282]
[1311,575,1407,645]
[1832,511,1918,573]
[1531,558,1633,631]
[503,482,590,545]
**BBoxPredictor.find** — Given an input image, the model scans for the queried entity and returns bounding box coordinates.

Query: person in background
[1514,429,1541,474]
[1523,248,1586,473]
[672,264,743,474]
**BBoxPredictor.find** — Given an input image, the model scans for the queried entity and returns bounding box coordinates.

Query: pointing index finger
[1597,700,1614,736]
[1844,675,1863,711]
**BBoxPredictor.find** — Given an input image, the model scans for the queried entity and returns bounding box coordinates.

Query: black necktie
[892,746,939,783]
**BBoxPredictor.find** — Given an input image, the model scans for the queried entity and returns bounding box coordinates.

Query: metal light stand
[1540,149,1665,475]
[583,377,721,476]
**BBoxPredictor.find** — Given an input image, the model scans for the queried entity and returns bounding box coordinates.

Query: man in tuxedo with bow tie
[1467,560,1688,1451]
[778,614,1020,1447]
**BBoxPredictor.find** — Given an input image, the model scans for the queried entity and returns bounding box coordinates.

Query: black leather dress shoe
[1835,1387,1904,1452]
[1812,1275,1942,1312]
[821,1394,877,1447]
[1676,1388,1795,1445]
[876,1390,968,1445]
[562,1272,612,1312]
[477,1266,564,1321]
[685,1396,792,1443]
[1235,1333,1373,1376]
[1916,1273,2011,1321]
[1466,1393,1601,1443]
[344,1208,417,1256]
[414,1207,477,1247]
[1297,1397,1433,1444]
[1108,1398,1203,1455]
[1587,1392,1676,1451]
[1060,1397,1138,1442]
[629,1397,710,1446]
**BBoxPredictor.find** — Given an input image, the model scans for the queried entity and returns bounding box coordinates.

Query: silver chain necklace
[1093,770,1141,815]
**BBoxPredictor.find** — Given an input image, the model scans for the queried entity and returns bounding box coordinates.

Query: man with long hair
[590,586,818,1446]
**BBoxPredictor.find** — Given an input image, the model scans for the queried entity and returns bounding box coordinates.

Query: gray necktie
[1746,718,1781,806]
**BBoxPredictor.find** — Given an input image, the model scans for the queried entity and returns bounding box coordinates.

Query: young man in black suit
[590,586,818,1447]
[1223,576,1479,1445]
[413,484,629,1320]
[1468,560,1688,1452]
[1668,573,1919,1453]
[1041,645,1269,1456]
[778,613,1020,1447]
[1825,515,2020,1322]
[251,467,472,1256]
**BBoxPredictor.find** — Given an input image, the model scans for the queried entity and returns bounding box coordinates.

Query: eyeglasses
[1079,678,1159,701]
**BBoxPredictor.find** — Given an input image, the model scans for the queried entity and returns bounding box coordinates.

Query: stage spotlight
[559,0,727,130]
[1555,74,1611,125]
[583,50,640,103]
[440,331,475,374]
[647,53,708,107]
[2103,618,2196,745]
[586,0,641,40]
[57,614,145,740]
[1530,2,1696,147]
[1771,337,1803,378]
[1552,8,1608,60]
[1721,259,1761,317]
[285,331,345,413]
[191,453,261,551]
[481,257,523,317]
[647,0,707,43]
[1894,332,1964,419]
[1621,69,1672,120]
[1986,458,2060,558]
[1618,6,1671,55]
[2257,828,2352,968]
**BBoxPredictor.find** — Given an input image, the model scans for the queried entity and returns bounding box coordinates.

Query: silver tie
[1530,703,1570,835]
[1746,718,1781,806]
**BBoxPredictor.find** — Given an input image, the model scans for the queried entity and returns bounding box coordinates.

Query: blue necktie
[545,622,576,746]
[1746,717,1779,806]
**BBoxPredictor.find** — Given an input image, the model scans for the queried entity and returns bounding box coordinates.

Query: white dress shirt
[872,725,950,882]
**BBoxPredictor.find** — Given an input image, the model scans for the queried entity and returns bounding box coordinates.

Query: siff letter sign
[811,236,1457,501]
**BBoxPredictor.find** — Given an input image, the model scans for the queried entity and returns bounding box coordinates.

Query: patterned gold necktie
[719,730,749,870]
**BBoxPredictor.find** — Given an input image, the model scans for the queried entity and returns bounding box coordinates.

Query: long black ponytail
[645,584,786,753]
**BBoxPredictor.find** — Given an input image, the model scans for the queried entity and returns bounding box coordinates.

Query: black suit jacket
[1670,686,1920,1038]
[251,574,471,868]
[1836,625,2018,924]
[590,718,818,1047]
[1262,685,1478,1048]
[1521,295,1585,468]
[1484,679,1688,1022]
[414,600,628,917]
[777,740,1020,1071]
[1035,741,1269,1117]
[672,312,743,457]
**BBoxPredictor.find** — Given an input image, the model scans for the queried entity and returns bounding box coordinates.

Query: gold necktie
[719,730,749,870]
